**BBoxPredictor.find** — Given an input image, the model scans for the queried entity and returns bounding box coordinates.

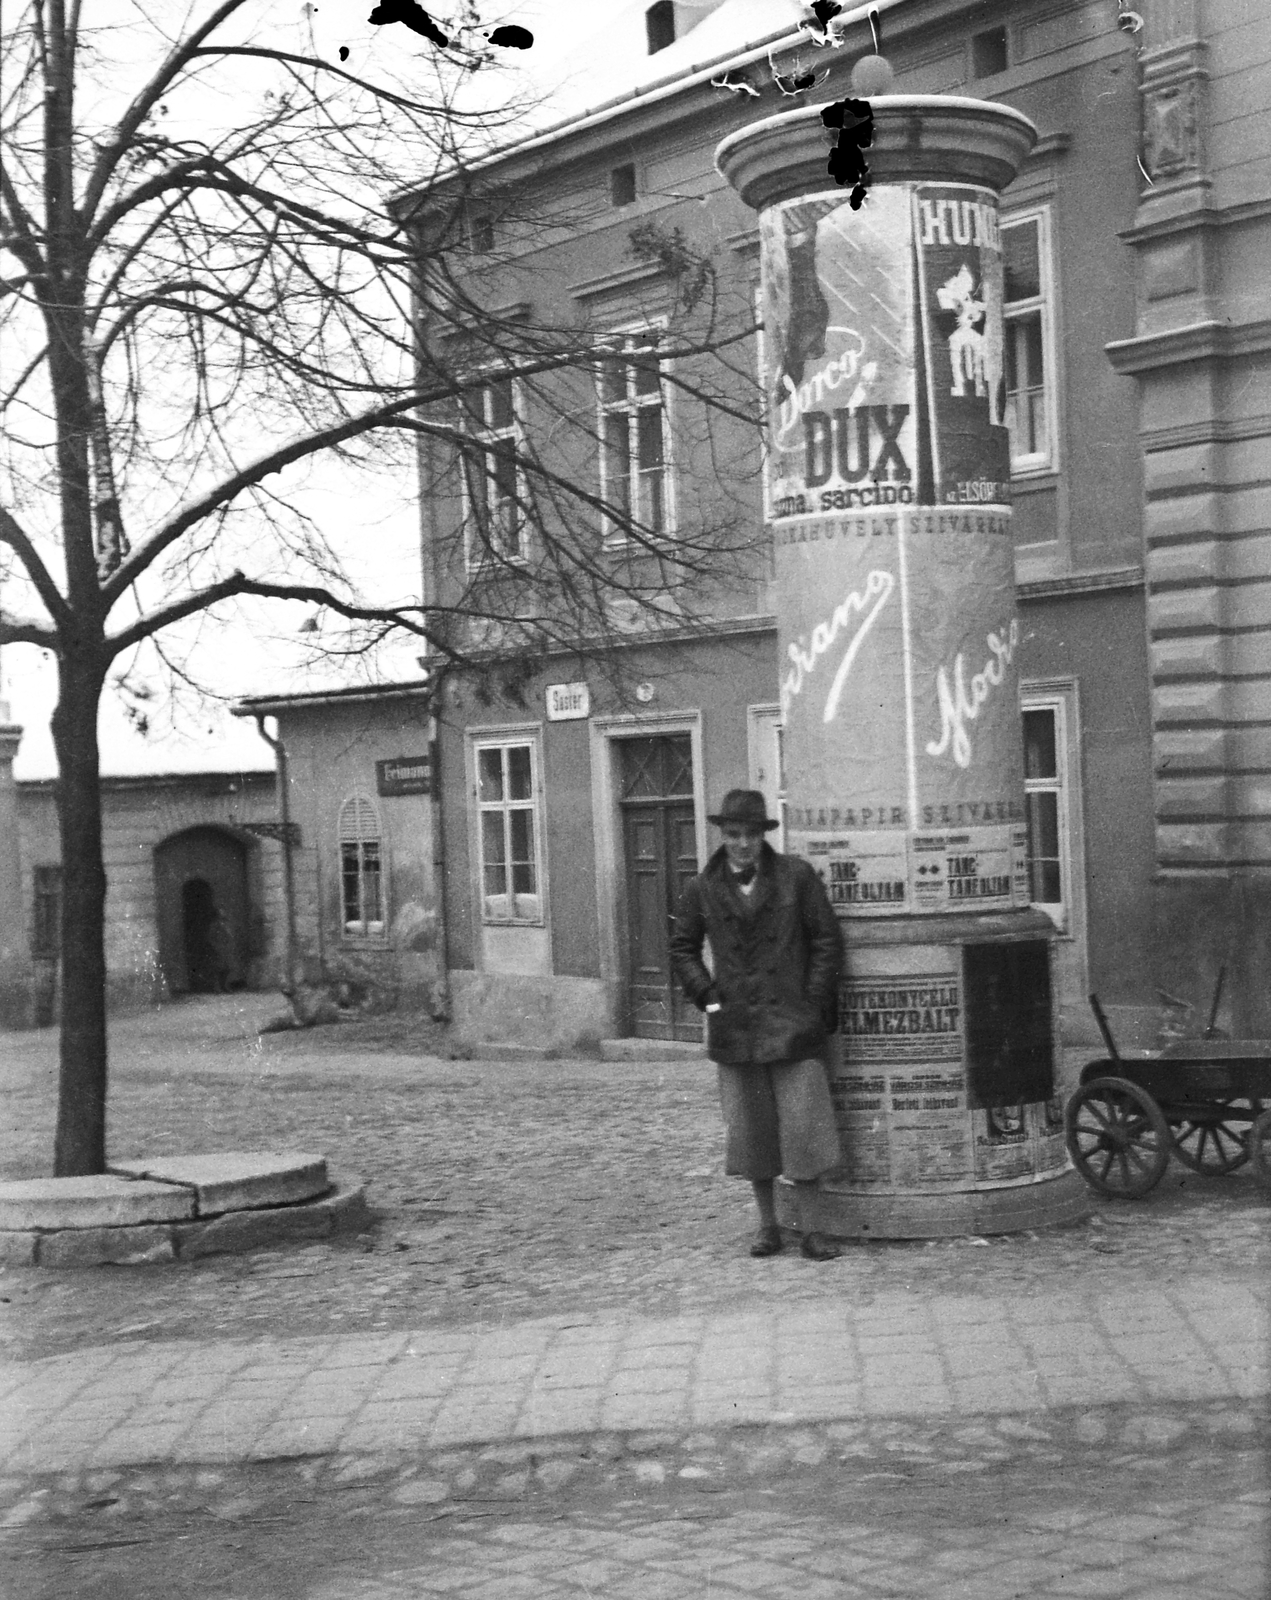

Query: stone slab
[0,1176,194,1231]
[108,1152,329,1216]
[173,1176,371,1260]
[0,1231,37,1266]
[36,1225,177,1268]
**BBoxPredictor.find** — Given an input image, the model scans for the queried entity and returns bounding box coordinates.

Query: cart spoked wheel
[1065,1076,1172,1198]
[1248,1109,1271,1192]
[1172,1098,1263,1174]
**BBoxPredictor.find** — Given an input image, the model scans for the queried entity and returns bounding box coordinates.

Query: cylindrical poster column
[717,98,1088,1236]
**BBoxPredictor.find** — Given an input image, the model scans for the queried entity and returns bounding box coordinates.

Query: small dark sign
[376,754,431,797]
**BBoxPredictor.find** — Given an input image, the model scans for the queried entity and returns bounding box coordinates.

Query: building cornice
[1105,318,1271,375]
[1118,195,1271,246]
[1142,411,1271,454]
[232,680,435,716]
[1017,566,1144,601]
[569,258,669,303]
[18,770,274,794]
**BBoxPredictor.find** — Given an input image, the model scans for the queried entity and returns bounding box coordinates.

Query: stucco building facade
[226,0,1270,1058]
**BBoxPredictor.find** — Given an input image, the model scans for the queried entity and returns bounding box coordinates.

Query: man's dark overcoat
[670,842,843,1067]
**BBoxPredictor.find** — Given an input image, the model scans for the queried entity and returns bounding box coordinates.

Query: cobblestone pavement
[1,998,1268,1597]
[4,1403,1267,1598]
[1,997,1267,1359]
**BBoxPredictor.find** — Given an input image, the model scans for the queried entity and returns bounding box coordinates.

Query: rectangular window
[611,162,637,207]
[461,376,525,567]
[645,1,676,55]
[1002,212,1055,475]
[464,204,494,253]
[476,741,541,922]
[31,865,62,957]
[598,330,672,540]
[341,841,383,934]
[971,26,1008,78]
[1022,702,1067,926]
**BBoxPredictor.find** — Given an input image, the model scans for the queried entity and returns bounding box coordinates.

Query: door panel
[621,788,701,1042]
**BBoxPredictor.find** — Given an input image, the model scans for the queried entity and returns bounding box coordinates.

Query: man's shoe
[749,1225,784,1257]
[800,1231,841,1261]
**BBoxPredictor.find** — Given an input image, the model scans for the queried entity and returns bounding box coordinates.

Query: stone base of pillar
[776,1166,1089,1240]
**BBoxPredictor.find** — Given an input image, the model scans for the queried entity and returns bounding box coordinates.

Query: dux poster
[761,182,1026,915]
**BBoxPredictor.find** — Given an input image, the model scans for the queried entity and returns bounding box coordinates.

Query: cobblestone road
[2,997,1268,1598]
[1,996,1267,1360]
[5,1402,1266,1599]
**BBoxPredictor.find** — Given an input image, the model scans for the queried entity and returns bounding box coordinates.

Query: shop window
[338,795,385,937]
[1002,211,1056,475]
[460,375,525,567]
[31,865,62,957]
[597,328,673,540]
[1022,699,1070,928]
[476,740,541,922]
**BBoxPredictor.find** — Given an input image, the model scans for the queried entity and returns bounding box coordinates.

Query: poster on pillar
[762,181,1025,915]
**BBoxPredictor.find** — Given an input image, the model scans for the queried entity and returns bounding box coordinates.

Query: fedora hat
[708,789,779,831]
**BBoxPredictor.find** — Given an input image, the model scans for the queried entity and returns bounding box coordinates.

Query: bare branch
[104,569,443,659]
[78,0,252,231]
[0,505,70,627]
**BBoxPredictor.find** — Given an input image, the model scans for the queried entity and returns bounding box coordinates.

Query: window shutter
[338,795,380,844]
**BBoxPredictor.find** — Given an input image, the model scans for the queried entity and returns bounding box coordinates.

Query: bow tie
[733,865,756,886]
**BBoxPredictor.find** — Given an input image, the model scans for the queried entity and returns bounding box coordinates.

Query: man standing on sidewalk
[671,790,845,1260]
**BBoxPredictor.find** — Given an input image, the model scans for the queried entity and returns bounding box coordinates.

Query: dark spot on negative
[488,24,534,49]
[821,96,875,211]
[338,45,350,61]
[367,0,449,49]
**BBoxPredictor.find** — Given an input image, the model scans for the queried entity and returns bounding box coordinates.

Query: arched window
[338,795,385,936]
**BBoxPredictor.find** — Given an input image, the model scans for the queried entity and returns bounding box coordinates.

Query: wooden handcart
[1064,994,1271,1198]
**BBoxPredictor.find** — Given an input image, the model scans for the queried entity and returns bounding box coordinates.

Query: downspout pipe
[426,664,452,1022]
[251,715,300,1002]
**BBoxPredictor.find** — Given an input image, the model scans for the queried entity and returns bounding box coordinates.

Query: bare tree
[0,1,761,1173]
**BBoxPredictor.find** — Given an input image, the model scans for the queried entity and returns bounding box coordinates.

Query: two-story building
[247,0,1271,1060]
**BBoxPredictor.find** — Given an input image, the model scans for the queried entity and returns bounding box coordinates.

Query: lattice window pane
[478,746,504,802]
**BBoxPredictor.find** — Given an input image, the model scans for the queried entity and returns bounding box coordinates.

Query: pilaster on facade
[1100,7,1271,1027]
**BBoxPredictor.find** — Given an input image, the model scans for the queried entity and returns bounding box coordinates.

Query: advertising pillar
[717,98,1088,1235]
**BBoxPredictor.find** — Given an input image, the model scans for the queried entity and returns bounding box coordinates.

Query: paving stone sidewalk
[4,1272,1265,1477]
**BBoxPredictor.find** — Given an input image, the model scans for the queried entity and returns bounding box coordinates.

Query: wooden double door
[619,735,702,1042]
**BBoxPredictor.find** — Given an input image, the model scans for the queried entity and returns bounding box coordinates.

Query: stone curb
[0,1175,373,1268]
[2,1398,1266,1534]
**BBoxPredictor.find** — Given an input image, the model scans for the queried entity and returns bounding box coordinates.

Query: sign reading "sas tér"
[375,755,431,796]
[545,682,590,721]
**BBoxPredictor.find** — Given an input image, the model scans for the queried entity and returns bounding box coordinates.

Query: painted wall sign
[376,752,432,796]
[376,755,432,796]
[759,180,1026,915]
[545,682,590,721]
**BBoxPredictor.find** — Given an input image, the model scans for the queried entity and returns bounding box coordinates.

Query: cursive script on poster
[925,619,1019,769]
[780,569,895,723]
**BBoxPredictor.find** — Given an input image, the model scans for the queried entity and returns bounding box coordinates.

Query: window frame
[1020,688,1074,934]
[472,732,545,927]
[1001,206,1057,478]
[460,373,528,571]
[337,794,388,943]
[596,321,675,547]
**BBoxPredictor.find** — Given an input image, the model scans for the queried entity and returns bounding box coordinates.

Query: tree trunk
[52,650,109,1176]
